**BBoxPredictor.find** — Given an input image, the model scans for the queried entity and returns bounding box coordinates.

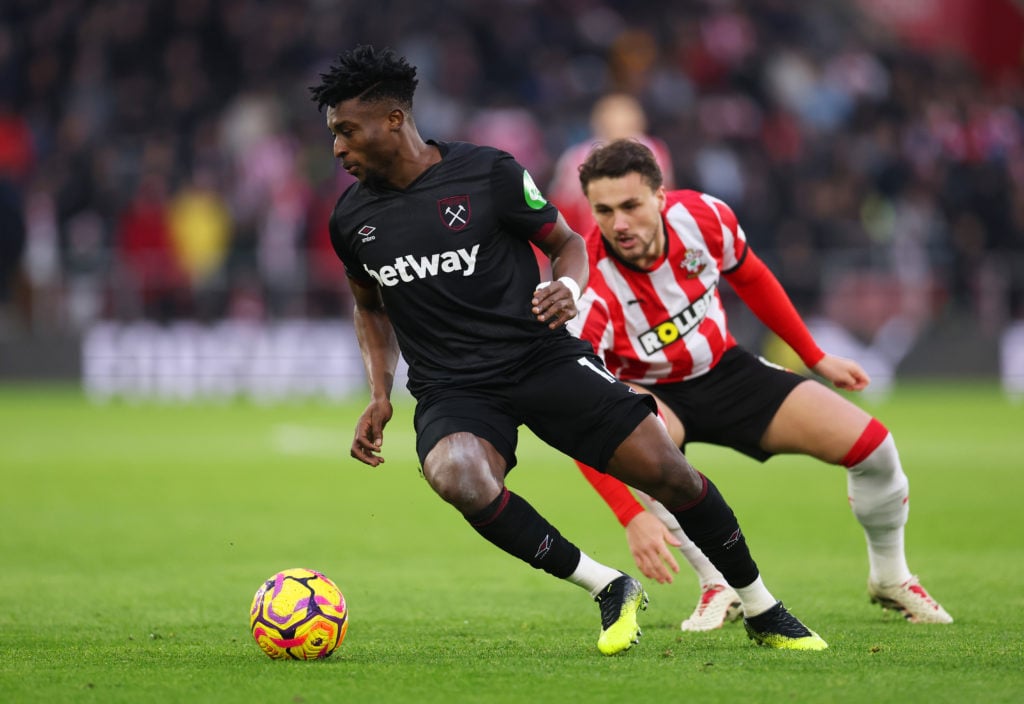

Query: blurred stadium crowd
[1,0,1022,358]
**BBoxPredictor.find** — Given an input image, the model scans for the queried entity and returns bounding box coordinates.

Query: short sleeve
[490,153,559,241]
[704,194,747,273]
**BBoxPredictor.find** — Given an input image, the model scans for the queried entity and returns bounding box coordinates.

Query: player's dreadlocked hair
[309,45,419,112]
[578,138,664,194]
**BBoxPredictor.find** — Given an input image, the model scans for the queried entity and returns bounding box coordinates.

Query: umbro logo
[358,225,376,242]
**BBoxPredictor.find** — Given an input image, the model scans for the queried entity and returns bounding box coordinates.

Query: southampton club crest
[681,248,707,278]
[438,195,471,231]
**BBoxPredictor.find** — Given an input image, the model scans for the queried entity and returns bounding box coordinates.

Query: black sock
[466,487,581,579]
[668,474,759,588]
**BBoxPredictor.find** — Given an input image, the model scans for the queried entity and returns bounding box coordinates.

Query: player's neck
[385,136,441,190]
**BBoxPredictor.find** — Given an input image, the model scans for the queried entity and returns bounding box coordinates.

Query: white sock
[636,491,728,588]
[566,552,623,598]
[733,575,777,618]
[847,433,913,587]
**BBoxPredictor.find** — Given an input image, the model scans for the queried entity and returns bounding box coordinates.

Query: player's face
[586,173,666,269]
[326,99,402,184]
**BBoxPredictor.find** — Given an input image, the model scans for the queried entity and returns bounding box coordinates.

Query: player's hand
[351,397,393,467]
[812,353,871,392]
[625,511,682,584]
[531,280,578,329]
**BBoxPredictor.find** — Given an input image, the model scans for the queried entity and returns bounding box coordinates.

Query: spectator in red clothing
[0,102,32,320]
[114,173,187,319]
[548,94,673,237]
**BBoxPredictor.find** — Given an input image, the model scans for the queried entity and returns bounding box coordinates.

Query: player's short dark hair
[309,45,419,112]
[578,139,664,193]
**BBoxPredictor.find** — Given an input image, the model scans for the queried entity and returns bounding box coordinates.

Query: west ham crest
[438,195,471,231]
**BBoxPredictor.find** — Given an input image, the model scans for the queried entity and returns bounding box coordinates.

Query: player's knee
[654,457,705,505]
[422,455,502,514]
[611,443,702,506]
[847,444,909,530]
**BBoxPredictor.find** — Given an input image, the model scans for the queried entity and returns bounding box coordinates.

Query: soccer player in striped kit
[568,138,952,631]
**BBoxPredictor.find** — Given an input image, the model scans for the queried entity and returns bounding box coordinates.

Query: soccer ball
[249,568,349,660]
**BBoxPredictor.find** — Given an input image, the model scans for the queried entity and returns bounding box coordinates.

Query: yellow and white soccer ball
[249,568,349,660]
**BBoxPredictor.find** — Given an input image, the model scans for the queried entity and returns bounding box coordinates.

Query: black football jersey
[329,141,593,396]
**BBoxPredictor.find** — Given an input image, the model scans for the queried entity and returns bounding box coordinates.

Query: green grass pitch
[1,383,1022,703]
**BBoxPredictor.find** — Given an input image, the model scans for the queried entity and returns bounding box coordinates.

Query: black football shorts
[414,352,655,472]
[642,345,808,461]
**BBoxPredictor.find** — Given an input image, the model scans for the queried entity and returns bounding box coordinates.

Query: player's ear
[654,185,667,209]
[387,108,406,132]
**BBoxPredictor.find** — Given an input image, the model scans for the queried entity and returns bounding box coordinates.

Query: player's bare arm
[531,215,589,329]
[350,279,399,466]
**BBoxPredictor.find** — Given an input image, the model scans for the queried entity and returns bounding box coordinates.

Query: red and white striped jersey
[568,189,746,384]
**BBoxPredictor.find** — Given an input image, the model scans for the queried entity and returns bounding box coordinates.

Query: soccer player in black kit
[310,45,826,653]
